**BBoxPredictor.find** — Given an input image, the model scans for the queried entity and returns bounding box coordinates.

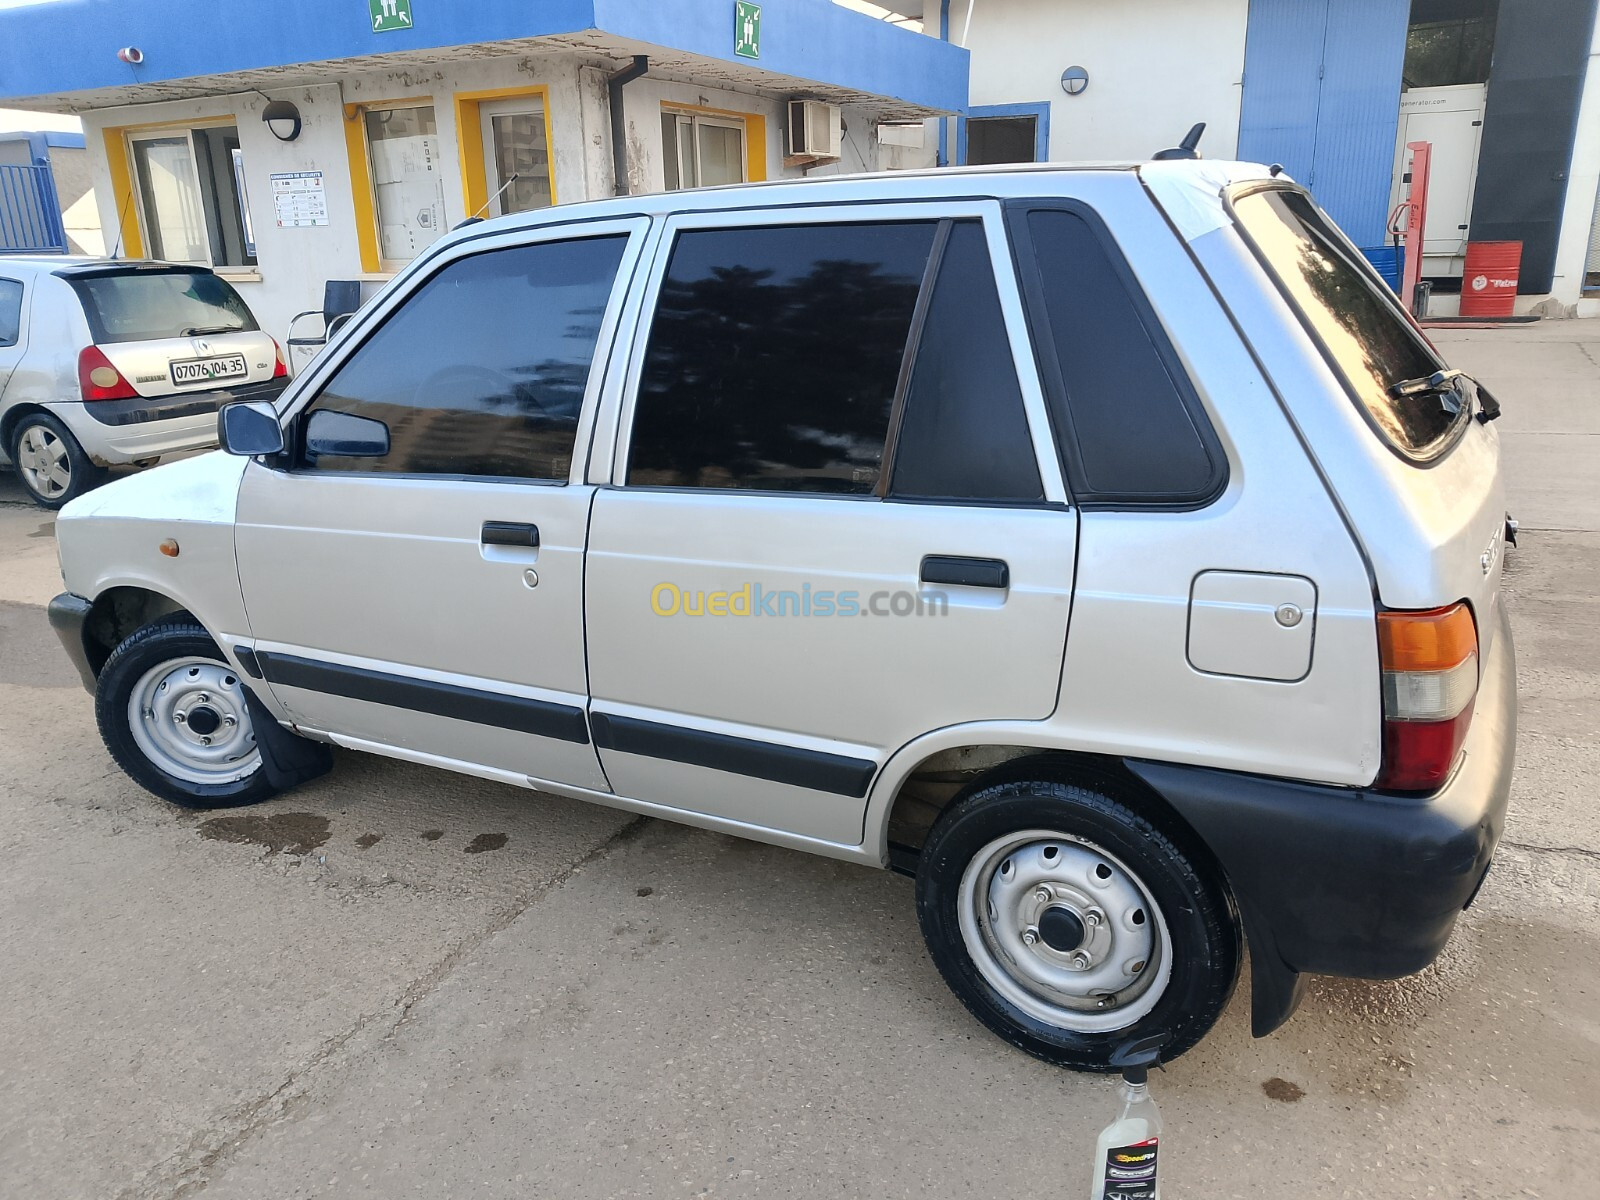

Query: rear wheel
[916,776,1240,1071]
[8,411,106,509]
[96,617,280,809]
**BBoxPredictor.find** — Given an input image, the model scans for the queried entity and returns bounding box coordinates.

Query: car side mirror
[218,400,285,457]
[304,410,390,459]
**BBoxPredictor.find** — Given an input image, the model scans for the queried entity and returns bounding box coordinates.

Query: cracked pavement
[1,321,1597,1198]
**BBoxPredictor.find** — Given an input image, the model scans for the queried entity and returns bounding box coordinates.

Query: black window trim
[280,229,634,485]
[1223,180,1468,468]
[618,209,1061,509]
[1003,197,1230,511]
[0,275,22,348]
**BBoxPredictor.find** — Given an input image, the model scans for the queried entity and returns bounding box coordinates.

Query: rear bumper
[54,378,287,464]
[1128,602,1516,1035]
[48,592,97,693]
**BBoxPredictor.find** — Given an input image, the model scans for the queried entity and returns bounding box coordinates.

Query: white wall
[954,0,1249,163]
[0,107,82,135]
[1548,14,1600,313]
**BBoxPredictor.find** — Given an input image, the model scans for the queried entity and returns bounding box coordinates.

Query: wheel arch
[80,585,198,678]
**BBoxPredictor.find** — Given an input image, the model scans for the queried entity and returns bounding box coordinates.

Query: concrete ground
[1,321,1597,1199]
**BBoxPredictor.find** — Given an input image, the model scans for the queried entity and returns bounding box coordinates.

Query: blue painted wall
[1238,0,1410,247]
[0,0,965,115]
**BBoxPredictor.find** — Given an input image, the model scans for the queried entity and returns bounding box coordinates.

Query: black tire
[95,617,281,809]
[7,410,107,510]
[916,776,1240,1072]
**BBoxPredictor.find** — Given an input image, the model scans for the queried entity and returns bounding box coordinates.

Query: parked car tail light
[272,339,289,379]
[1376,602,1478,791]
[76,346,139,401]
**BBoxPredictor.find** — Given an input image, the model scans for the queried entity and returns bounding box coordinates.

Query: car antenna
[1153,122,1206,161]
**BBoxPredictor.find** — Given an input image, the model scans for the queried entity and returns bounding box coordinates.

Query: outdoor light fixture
[1060,66,1089,95]
[117,47,144,64]
[262,99,303,142]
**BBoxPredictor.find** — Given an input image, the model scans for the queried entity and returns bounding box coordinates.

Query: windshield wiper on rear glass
[181,324,240,336]
[1388,368,1502,423]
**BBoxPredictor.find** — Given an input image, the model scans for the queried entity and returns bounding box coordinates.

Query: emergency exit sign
[370,0,413,33]
[735,1,760,58]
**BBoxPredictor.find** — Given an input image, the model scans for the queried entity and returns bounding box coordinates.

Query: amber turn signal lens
[1377,602,1476,672]
[159,539,180,558]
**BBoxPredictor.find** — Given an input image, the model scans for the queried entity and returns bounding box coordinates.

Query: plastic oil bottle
[1090,1034,1166,1200]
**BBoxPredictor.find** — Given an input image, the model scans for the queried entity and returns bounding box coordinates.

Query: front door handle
[481,521,540,548]
[920,555,1009,589]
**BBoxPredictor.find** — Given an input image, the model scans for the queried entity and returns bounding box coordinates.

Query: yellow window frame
[102,116,243,261]
[660,102,768,186]
[453,85,558,220]
[343,96,437,275]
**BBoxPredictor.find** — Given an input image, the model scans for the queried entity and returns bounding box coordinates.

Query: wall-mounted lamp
[117,47,144,65]
[1060,66,1089,96]
[261,99,303,142]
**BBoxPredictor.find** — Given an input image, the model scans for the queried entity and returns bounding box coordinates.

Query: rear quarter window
[1230,186,1463,461]
[65,269,257,345]
[0,278,21,346]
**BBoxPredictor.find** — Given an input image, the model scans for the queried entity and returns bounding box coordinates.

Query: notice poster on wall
[271,171,329,227]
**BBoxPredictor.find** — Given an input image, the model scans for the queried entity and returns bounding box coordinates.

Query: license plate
[170,354,248,386]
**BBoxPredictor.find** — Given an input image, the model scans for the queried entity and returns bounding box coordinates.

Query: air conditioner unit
[788,100,842,160]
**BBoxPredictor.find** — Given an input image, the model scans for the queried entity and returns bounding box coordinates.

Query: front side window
[129,126,255,268]
[0,278,21,346]
[299,236,627,480]
[628,222,936,493]
[364,104,447,267]
[1232,187,1460,459]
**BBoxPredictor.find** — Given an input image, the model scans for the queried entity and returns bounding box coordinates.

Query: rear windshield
[66,270,257,345]
[1231,187,1462,460]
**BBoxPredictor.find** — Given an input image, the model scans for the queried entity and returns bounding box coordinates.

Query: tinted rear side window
[628,222,935,494]
[1232,187,1459,459]
[68,270,257,344]
[1015,205,1224,507]
[890,222,1043,501]
[299,236,627,480]
[0,278,20,346]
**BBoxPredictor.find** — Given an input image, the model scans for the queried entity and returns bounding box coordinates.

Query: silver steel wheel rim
[17,425,71,499]
[127,657,261,786]
[957,829,1173,1034]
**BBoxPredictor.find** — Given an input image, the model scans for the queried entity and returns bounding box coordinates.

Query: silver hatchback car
[48,160,1516,1071]
[0,257,286,507]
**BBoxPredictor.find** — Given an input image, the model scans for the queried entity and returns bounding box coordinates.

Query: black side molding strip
[590,712,876,798]
[920,555,1009,589]
[256,652,589,744]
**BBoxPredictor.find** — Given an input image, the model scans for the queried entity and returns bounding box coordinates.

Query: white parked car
[48,161,1516,1071]
[0,257,286,507]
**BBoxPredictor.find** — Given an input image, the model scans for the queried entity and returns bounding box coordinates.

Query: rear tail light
[271,339,289,379]
[1375,602,1478,791]
[77,346,139,401]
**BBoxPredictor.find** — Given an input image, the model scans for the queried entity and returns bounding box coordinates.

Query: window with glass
[628,222,936,493]
[129,125,255,268]
[298,236,628,480]
[1233,187,1462,459]
[363,104,447,268]
[479,97,552,216]
[0,279,22,346]
[889,222,1043,502]
[660,110,747,191]
[1403,0,1499,89]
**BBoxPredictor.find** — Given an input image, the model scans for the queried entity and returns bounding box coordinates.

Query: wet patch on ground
[464,833,508,854]
[27,523,54,540]
[420,830,444,842]
[354,833,382,850]
[1262,1077,1305,1102]
[199,812,331,856]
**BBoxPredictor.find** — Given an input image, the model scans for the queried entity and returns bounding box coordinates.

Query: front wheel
[8,411,106,509]
[95,618,281,809]
[916,777,1240,1071]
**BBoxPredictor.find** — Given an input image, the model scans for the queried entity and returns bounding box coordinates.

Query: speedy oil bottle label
[1101,1137,1158,1199]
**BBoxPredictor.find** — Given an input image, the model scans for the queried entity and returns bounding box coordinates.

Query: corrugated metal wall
[1238,0,1410,248]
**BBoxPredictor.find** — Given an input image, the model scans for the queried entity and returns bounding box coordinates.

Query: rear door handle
[481,521,540,548]
[920,555,1009,589]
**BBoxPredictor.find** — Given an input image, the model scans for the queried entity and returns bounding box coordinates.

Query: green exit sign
[735,1,761,59]
[369,0,413,33]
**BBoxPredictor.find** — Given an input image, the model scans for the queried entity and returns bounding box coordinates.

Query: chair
[286,280,364,366]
